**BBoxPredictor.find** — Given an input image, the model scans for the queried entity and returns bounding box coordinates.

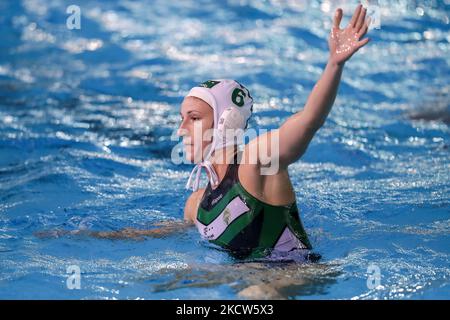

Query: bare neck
[206,145,237,185]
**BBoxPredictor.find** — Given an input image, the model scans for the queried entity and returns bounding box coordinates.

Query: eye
[189,114,200,121]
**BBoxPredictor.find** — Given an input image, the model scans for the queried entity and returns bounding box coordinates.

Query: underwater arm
[34,220,194,240]
[36,189,203,240]
[86,220,194,240]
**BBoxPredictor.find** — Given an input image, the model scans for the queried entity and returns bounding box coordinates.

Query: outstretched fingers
[349,4,362,28]
[333,8,343,29]
[356,7,367,32]
[358,17,371,39]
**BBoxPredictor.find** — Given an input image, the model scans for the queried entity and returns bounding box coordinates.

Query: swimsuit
[195,152,314,261]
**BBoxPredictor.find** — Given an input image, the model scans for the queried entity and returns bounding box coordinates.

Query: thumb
[357,37,371,49]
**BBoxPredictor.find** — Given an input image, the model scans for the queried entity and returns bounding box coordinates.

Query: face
[177,96,214,163]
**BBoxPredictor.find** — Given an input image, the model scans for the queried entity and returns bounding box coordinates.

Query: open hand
[328,4,371,66]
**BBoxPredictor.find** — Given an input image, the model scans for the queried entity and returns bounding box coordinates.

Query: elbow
[300,113,325,132]
[307,117,326,132]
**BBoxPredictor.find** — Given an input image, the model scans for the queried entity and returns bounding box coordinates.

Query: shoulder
[239,140,295,205]
[240,129,285,170]
[239,131,288,181]
[184,188,206,222]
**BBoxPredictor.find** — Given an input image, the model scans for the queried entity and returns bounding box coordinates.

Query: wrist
[327,58,345,69]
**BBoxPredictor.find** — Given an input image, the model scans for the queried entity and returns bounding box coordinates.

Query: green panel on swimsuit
[197,184,245,225]
[196,152,312,259]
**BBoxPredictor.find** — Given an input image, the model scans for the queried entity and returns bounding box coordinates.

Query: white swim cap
[185,79,253,191]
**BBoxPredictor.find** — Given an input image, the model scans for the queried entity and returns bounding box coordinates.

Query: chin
[185,154,194,163]
[184,145,206,163]
[184,147,195,163]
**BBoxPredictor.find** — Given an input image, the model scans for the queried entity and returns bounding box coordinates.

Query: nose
[177,119,188,137]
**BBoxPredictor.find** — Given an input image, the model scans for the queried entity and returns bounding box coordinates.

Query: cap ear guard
[218,107,246,131]
[215,107,246,150]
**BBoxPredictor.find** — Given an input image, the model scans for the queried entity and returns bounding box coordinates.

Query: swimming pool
[0,0,449,299]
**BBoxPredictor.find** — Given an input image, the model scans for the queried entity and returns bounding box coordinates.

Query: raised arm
[270,5,371,168]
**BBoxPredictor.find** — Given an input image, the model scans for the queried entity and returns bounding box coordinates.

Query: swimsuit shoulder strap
[228,150,241,184]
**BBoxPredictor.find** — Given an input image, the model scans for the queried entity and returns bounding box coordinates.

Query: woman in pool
[38,5,371,261]
[177,5,370,261]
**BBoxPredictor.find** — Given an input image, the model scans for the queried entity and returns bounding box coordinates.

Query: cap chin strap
[185,159,219,192]
[185,136,219,192]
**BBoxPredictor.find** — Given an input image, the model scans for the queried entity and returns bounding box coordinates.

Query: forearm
[301,60,344,129]
[88,221,194,239]
[34,220,194,240]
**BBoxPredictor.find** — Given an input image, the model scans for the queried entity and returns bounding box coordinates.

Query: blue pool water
[0,0,449,299]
